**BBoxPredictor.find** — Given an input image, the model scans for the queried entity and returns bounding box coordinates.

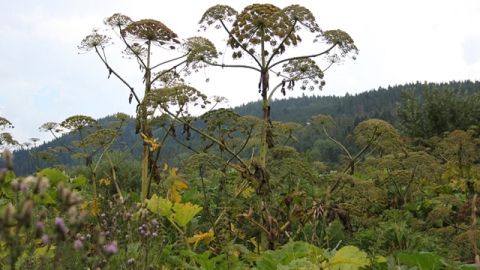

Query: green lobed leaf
[397,251,444,270]
[37,168,68,185]
[171,202,202,228]
[326,246,369,270]
[146,194,173,217]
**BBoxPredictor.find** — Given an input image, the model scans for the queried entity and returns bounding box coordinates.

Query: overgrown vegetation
[1,3,480,269]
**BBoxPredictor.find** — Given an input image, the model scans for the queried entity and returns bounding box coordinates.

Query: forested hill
[12,80,480,175]
[236,80,480,125]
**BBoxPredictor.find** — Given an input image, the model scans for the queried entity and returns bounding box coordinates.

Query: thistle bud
[3,203,16,226]
[67,206,78,223]
[11,179,20,191]
[58,182,69,202]
[35,221,45,237]
[18,199,34,226]
[73,239,83,250]
[67,191,82,206]
[41,234,49,245]
[3,150,13,171]
[34,177,50,195]
[0,169,6,183]
[54,217,68,240]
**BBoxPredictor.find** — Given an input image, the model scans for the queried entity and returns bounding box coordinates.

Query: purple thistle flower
[127,258,135,265]
[36,221,45,230]
[54,217,68,239]
[41,234,49,245]
[73,239,83,250]
[103,241,118,255]
[54,217,65,228]
[19,182,28,192]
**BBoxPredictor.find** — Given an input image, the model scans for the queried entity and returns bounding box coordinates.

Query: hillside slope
[12,80,480,175]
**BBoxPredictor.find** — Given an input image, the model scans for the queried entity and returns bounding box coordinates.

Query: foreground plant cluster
[1,3,479,270]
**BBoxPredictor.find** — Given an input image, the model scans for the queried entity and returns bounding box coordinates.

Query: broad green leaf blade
[171,202,202,228]
[327,246,369,270]
[146,194,173,217]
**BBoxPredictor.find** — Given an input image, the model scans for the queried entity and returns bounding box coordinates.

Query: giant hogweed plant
[39,114,129,208]
[197,4,358,172]
[0,117,18,152]
[182,5,359,249]
[79,14,216,202]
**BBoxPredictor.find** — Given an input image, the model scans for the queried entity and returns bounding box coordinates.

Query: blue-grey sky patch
[463,36,480,65]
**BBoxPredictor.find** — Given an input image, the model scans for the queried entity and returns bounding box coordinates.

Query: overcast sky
[1,0,480,143]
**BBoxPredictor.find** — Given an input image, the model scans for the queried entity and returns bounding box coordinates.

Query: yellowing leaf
[99,178,111,186]
[187,229,214,248]
[230,248,241,258]
[146,194,173,217]
[168,188,182,203]
[230,223,246,240]
[327,246,369,270]
[173,179,188,190]
[90,199,100,216]
[167,177,188,203]
[241,186,255,199]
[80,201,89,211]
[141,133,160,152]
[250,237,258,251]
[171,202,202,228]
[169,167,178,177]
